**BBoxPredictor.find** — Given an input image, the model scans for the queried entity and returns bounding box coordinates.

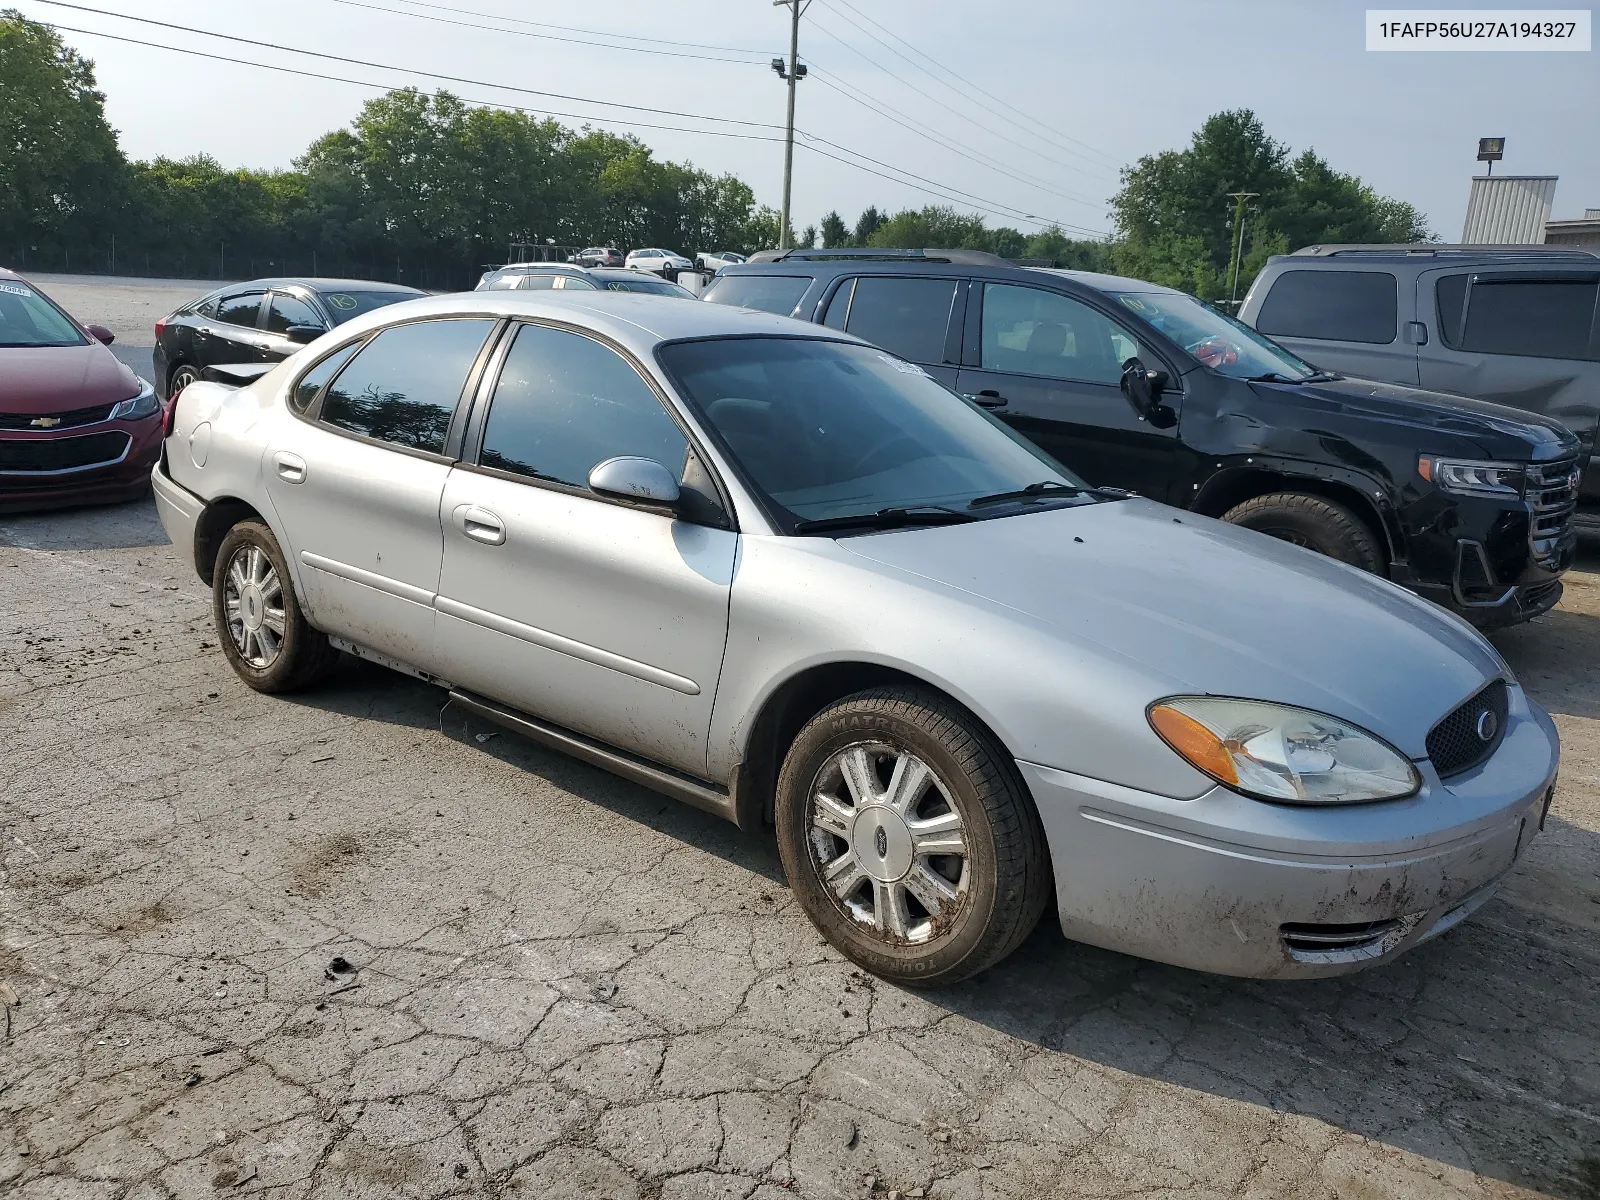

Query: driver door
[956,281,1181,500]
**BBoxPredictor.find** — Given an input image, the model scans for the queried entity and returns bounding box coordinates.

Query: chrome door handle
[452,503,506,546]
[274,451,307,484]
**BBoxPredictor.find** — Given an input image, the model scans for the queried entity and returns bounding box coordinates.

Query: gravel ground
[2,320,1599,1198]
[22,273,230,383]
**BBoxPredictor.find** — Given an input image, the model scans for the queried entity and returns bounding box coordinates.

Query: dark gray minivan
[1238,245,1600,507]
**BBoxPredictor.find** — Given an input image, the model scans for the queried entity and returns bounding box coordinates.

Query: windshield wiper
[967,480,1086,508]
[791,506,975,534]
[1245,372,1296,383]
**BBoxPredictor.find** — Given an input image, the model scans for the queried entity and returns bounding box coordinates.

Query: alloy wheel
[807,742,970,943]
[223,544,286,668]
[170,365,199,395]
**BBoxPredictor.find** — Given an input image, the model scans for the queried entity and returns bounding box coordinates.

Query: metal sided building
[1461,175,1559,244]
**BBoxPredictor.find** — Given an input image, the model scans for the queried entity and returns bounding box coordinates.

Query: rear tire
[1221,491,1385,573]
[212,520,338,693]
[774,685,1050,987]
[168,361,200,398]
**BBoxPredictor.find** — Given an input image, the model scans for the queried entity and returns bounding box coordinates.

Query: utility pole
[1226,191,1259,309]
[772,1,809,250]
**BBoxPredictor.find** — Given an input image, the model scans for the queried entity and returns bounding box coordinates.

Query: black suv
[1238,244,1600,511]
[705,249,1579,627]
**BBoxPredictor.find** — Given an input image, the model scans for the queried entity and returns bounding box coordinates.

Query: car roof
[236,277,426,294]
[327,289,857,356]
[1023,267,1183,295]
[718,252,1180,297]
[0,266,20,281]
[1275,244,1600,269]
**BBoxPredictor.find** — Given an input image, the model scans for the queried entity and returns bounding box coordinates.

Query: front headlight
[109,377,159,421]
[1418,455,1524,497]
[1148,697,1420,804]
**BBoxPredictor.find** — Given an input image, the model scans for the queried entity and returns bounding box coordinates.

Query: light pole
[1226,191,1260,309]
[772,0,809,250]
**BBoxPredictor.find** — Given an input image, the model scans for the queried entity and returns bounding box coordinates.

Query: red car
[0,268,162,511]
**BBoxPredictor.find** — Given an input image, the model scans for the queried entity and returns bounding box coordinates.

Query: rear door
[1417,268,1600,491]
[954,280,1180,499]
[1250,268,1411,384]
[264,316,499,668]
[819,274,965,388]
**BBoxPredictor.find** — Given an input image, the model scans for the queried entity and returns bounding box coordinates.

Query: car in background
[1238,244,1600,511]
[572,247,625,268]
[626,248,693,278]
[694,250,747,272]
[153,278,425,400]
[477,264,695,298]
[706,248,1579,627]
[0,267,161,511]
[151,289,1558,985]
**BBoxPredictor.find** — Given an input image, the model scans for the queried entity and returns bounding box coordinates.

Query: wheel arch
[193,497,269,586]
[729,659,1035,837]
[1191,466,1398,565]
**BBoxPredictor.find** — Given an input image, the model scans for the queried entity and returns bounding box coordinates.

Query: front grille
[0,403,115,431]
[1526,456,1579,565]
[1426,679,1509,778]
[0,431,130,473]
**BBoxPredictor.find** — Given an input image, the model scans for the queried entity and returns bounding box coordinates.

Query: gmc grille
[1426,679,1509,778]
[1526,456,1579,566]
[0,431,131,473]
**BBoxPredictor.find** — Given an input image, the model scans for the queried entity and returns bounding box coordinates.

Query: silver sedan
[151,292,1559,984]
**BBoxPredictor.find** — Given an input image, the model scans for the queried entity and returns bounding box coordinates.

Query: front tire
[774,686,1050,987]
[1221,491,1385,573]
[212,520,338,693]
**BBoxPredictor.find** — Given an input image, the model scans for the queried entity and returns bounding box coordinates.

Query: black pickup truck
[704,249,1579,628]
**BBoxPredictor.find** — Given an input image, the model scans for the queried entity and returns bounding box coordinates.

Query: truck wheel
[1222,492,1385,573]
[774,686,1050,987]
[212,520,338,693]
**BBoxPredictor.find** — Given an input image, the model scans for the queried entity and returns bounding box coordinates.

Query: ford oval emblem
[1476,709,1499,742]
[875,825,889,858]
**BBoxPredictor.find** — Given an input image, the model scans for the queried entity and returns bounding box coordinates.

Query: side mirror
[285,324,325,345]
[85,324,115,345]
[1119,358,1178,430]
[588,456,680,507]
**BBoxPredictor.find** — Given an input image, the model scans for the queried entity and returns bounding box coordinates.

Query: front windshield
[0,281,87,348]
[1108,290,1316,381]
[658,337,1084,530]
[320,290,424,325]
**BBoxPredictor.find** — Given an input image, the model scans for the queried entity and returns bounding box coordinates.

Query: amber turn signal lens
[1149,704,1239,785]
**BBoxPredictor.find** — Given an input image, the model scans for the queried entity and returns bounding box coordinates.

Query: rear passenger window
[822,279,854,329]
[702,274,811,316]
[215,292,263,328]
[1254,270,1397,344]
[843,277,957,364]
[291,341,361,413]
[1435,274,1468,346]
[478,323,687,490]
[1459,278,1599,360]
[320,318,494,453]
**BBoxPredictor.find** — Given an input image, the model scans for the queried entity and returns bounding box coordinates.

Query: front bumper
[0,415,163,513]
[1020,692,1559,979]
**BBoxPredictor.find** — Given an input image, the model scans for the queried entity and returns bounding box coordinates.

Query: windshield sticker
[326,293,358,311]
[1117,295,1154,316]
[878,354,929,377]
[0,282,34,297]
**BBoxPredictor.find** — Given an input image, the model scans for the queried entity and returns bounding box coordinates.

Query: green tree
[853,205,886,244]
[819,210,850,248]
[0,10,126,261]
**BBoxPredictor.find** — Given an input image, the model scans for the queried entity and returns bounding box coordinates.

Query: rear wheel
[774,686,1050,986]
[168,362,200,397]
[1221,491,1385,573]
[212,520,338,693]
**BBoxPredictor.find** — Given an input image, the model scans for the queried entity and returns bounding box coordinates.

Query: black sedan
[153,278,424,398]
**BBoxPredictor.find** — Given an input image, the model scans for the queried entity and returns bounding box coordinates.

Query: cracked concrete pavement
[3,494,1600,1198]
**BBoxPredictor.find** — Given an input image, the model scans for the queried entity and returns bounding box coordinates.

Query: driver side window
[980,283,1147,386]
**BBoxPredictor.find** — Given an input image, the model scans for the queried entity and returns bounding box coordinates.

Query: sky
[16,0,1600,243]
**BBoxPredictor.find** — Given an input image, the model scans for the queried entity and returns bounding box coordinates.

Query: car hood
[838,498,1504,757]
[0,344,141,413]
[1253,374,1578,459]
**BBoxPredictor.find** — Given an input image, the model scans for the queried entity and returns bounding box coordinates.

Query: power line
[809,68,1105,211]
[377,0,770,57]
[821,0,1124,171]
[804,13,1120,186]
[41,17,1103,235]
[43,23,786,144]
[325,0,766,66]
[26,1,785,131]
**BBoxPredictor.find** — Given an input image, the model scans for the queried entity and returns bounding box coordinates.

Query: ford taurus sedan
[150,292,1559,985]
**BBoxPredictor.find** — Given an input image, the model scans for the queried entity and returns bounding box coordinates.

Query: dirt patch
[289,830,399,899]
[328,1143,432,1188]
[106,899,176,936]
